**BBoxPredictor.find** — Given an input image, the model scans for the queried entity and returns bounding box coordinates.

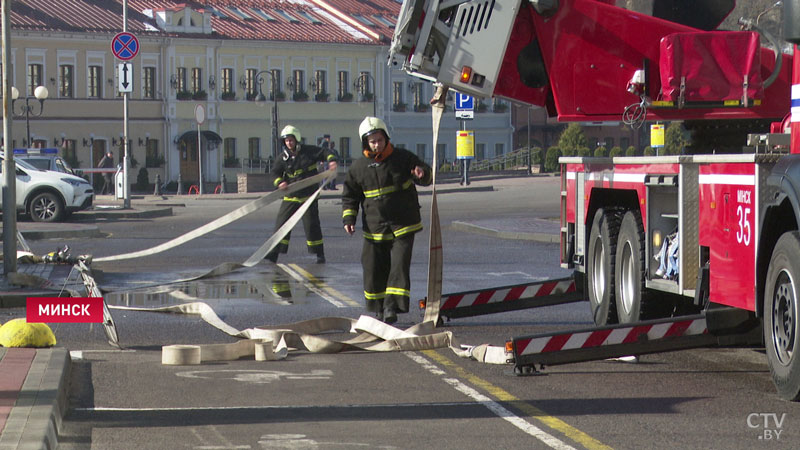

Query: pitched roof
[5,0,400,44]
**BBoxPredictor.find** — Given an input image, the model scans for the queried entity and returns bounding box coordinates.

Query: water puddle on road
[102,268,331,307]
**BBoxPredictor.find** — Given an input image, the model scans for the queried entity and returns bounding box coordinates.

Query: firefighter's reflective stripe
[287,164,318,178]
[364,231,395,241]
[279,239,290,246]
[394,222,422,237]
[306,238,323,247]
[274,177,284,186]
[386,286,410,297]
[362,222,423,241]
[364,179,414,198]
[365,290,386,300]
[283,195,312,202]
[343,208,357,218]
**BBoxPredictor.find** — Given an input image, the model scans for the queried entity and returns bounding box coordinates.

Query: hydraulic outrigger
[419,276,582,320]
[423,273,760,375]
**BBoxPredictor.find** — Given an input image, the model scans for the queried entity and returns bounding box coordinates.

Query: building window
[621,137,630,150]
[339,137,350,161]
[492,98,507,111]
[221,68,233,95]
[393,82,404,110]
[412,82,424,107]
[59,65,73,98]
[191,67,202,93]
[248,137,260,164]
[416,143,426,161]
[143,67,155,99]
[88,65,103,98]
[476,143,486,160]
[224,138,237,167]
[312,70,326,95]
[63,139,78,167]
[177,67,187,92]
[28,63,43,94]
[145,140,161,167]
[604,137,614,149]
[357,72,372,97]
[495,143,504,157]
[268,69,282,99]
[337,71,349,100]
[245,68,257,99]
[437,143,446,164]
[291,69,305,100]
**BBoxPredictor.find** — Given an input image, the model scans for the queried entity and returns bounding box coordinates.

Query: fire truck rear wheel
[615,211,646,323]
[587,208,620,325]
[764,231,800,401]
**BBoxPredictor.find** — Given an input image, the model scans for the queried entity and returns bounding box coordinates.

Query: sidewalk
[0,172,560,449]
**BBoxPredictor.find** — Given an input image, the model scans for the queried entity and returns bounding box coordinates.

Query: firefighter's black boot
[383,297,398,324]
[265,252,278,263]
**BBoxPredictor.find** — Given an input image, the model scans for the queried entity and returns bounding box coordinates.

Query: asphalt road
[9,176,800,449]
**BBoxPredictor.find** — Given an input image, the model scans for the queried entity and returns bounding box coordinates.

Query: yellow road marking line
[423,350,612,450]
[287,263,361,306]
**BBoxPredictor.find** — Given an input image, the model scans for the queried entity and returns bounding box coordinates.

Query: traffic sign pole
[123,1,129,207]
[112,24,139,208]
[195,105,206,195]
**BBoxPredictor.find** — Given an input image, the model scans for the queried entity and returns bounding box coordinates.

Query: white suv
[0,154,94,222]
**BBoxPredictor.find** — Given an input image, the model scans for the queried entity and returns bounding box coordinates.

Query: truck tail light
[460,66,472,83]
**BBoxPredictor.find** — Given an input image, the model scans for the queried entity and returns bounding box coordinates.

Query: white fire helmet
[358,117,390,141]
[280,125,302,142]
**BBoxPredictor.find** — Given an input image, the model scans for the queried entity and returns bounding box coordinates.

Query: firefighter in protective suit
[342,117,432,323]
[266,125,338,264]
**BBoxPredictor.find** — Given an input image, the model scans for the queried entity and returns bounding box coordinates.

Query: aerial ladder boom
[390,0,791,124]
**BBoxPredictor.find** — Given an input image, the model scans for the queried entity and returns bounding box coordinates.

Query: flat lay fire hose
[95,170,335,263]
[423,85,446,325]
[50,119,508,364]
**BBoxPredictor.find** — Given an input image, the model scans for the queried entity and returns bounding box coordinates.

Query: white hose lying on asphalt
[94,170,335,263]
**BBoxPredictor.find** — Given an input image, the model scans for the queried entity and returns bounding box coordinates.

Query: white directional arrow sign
[118,63,133,93]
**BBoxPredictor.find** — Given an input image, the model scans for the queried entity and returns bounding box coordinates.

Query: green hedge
[545,147,562,172]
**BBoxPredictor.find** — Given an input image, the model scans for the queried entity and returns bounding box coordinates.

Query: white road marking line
[73,402,479,413]
[287,263,361,307]
[405,352,576,450]
[194,446,250,449]
[69,349,136,360]
[277,263,346,307]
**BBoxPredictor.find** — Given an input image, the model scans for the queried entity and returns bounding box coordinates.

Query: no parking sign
[111,32,139,61]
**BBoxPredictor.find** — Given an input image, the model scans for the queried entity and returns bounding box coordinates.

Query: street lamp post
[354,73,376,116]
[254,70,280,161]
[11,85,48,146]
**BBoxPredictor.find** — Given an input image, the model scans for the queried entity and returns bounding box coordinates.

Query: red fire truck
[391,0,800,400]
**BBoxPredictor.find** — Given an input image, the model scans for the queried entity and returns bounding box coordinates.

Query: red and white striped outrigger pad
[514,317,708,357]
[441,277,576,311]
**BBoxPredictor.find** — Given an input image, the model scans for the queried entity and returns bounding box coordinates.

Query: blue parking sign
[455,93,474,110]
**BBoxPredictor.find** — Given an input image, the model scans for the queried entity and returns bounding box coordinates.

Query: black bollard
[220,173,227,194]
[177,173,183,195]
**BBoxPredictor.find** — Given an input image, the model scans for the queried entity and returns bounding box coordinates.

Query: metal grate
[457,0,496,37]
